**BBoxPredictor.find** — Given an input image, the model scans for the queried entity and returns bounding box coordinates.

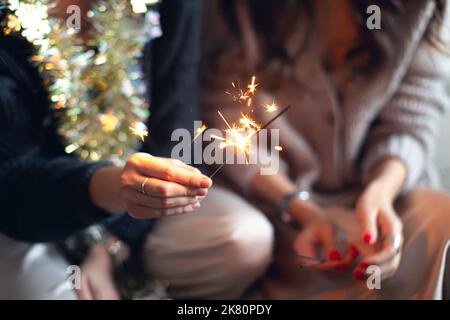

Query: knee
[216,208,274,298]
[144,189,274,299]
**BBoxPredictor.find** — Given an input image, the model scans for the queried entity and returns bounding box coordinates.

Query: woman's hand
[120,153,212,219]
[355,181,404,280]
[77,244,119,300]
[291,200,357,271]
[354,158,406,280]
[90,153,212,218]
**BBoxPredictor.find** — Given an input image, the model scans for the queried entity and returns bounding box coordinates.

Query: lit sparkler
[225,76,258,107]
[264,101,279,113]
[129,122,148,142]
[209,105,292,178]
[247,76,258,95]
[208,76,291,179]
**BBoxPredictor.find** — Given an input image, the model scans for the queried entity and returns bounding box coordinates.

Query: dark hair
[220,0,447,73]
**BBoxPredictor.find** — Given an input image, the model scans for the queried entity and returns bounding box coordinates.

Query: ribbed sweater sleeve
[363,42,450,192]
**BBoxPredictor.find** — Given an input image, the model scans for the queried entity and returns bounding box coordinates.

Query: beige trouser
[0,187,274,299]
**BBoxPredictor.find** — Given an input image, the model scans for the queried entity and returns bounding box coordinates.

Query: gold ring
[141,177,149,195]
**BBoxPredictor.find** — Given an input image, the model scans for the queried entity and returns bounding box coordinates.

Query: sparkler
[264,101,279,113]
[129,122,149,142]
[209,105,292,179]
[226,76,258,107]
[207,76,291,178]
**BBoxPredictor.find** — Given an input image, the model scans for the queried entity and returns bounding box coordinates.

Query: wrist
[288,198,325,225]
[365,158,406,201]
[90,166,126,214]
[366,177,397,203]
[65,225,130,265]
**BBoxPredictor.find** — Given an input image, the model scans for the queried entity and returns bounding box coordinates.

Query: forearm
[0,154,112,242]
[251,171,297,206]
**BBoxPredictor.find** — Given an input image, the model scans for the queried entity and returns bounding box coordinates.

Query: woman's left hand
[355,181,404,280]
[76,244,120,300]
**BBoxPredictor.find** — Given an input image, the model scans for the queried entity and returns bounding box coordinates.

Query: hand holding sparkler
[119,153,212,219]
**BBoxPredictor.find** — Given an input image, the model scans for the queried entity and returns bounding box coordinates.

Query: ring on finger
[141,177,149,195]
[388,233,403,254]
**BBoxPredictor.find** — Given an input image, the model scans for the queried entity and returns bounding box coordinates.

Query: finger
[355,247,402,282]
[293,230,318,265]
[90,274,120,300]
[124,189,202,209]
[362,236,402,268]
[136,154,212,188]
[127,202,201,219]
[124,173,207,198]
[377,253,401,280]
[356,200,378,245]
[332,244,360,271]
[294,230,332,270]
[142,178,208,198]
[378,208,403,240]
[162,158,203,175]
[318,224,340,261]
[76,275,94,300]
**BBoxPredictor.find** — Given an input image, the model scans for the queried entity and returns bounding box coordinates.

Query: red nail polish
[336,262,347,270]
[353,268,365,280]
[363,233,372,244]
[200,178,211,188]
[329,250,341,261]
[350,245,360,259]
[360,262,369,269]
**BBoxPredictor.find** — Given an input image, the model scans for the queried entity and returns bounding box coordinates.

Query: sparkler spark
[208,76,290,179]
[209,105,292,178]
[247,76,258,95]
[225,76,258,107]
[129,122,148,142]
[264,101,279,113]
[193,123,207,142]
[213,111,261,158]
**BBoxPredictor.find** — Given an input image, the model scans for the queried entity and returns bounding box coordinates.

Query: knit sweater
[0,0,200,246]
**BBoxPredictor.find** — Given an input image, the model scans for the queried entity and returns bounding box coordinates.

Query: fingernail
[200,177,212,188]
[196,188,208,196]
[193,202,201,209]
[350,245,360,259]
[353,268,365,280]
[336,262,347,270]
[360,262,369,269]
[329,250,341,261]
[363,233,372,244]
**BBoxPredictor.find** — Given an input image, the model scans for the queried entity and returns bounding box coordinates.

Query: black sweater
[0,0,200,246]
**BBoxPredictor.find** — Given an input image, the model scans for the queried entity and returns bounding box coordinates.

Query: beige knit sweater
[201,0,450,199]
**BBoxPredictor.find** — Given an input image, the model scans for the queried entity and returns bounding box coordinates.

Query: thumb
[356,199,378,245]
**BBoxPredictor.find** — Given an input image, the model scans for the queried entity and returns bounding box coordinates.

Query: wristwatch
[278,190,311,223]
[63,225,129,266]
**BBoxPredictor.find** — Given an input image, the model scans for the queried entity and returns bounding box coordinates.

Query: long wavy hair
[219,0,447,74]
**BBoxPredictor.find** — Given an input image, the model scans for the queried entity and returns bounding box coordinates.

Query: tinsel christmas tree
[1,0,160,164]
